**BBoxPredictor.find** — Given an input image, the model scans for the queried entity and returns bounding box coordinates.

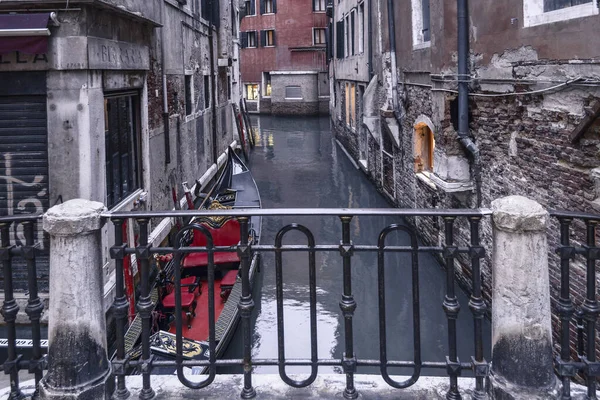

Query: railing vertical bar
[23,220,44,399]
[0,222,23,400]
[274,224,318,387]
[339,216,358,399]
[238,217,256,399]
[583,220,598,398]
[136,218,155,400]
[442,217,461,400]
[111,219,130,399]
[467,217,487,399]
[557,217,574,400]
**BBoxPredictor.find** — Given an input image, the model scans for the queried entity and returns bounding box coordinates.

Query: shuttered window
[0,72,48,227]
[544,0,592,11]
[261,0,276,14]
[285,86,302,99]
[336,20,344,58]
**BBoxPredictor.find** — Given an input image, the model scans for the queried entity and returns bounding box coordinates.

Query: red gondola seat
[183,219,241,268]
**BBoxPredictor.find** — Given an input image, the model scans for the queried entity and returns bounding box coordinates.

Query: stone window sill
[416,172,437,191]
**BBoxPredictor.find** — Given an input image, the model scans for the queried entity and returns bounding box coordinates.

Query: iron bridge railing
[106,208,492,400]
[2,208,598,399]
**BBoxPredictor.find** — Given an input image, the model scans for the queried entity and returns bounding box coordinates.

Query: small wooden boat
[143,147,262,374]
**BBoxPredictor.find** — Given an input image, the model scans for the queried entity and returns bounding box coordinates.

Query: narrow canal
[223,115,491,376]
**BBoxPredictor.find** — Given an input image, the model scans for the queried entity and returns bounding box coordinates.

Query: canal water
[223,115,491,377]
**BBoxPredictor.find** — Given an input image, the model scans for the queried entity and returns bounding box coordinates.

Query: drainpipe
[209,0,218,164]
[386,0,399,115]
[161,1,171,165]
[457,0,482,207]
[368,0,373,80]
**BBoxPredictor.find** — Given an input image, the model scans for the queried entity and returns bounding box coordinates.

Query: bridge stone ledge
[4,375,597,399]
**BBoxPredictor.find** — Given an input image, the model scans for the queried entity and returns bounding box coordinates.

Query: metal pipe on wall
[457,0,482,207]
[160,1,171,165]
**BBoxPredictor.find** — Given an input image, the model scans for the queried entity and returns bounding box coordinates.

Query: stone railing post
[490,196,558,399]
[39,199,111,399]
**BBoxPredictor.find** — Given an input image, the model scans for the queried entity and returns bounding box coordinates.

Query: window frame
[246,83,259,100]
[264,0,274,14]
[263,72,272,97]
[313,0,326,12]
[313,27,326,45]
[264,29,276,47]
[358,2,365,54]
[411,0,431,49]
[247,30,258,48]
[104,92,143,209]
[285,86,303,99]
[245,0,256,16]
[523,0,598,26]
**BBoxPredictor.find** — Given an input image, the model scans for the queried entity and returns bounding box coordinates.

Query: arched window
[414,122,434,173]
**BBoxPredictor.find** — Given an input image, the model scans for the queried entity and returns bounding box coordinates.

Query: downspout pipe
[386,0,399,115]
[161,1,171,165]
[457,0,481,207]
[209,0,218,164]
[368,0,373,80]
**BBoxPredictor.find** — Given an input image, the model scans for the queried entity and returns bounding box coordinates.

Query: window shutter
[421,0,430,42]
[260,0,265,14]
[241,31,248,48]
[312,0,316,12]
[271,30,276,46]
[250,0,256,15]
[260,30,266,47]
[272,0,277,13]
[336,20,344,59]
[326,25,332,60]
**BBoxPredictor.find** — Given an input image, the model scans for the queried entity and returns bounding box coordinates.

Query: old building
[0,0,242,308]
[239,0,330,115]
[331,0,600,356]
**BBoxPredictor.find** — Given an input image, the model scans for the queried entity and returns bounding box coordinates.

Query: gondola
[125,147,261,375]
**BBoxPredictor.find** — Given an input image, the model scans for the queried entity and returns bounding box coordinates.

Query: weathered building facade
[240,0,329,115]
[331,0,600,357]
[0,0,242,309]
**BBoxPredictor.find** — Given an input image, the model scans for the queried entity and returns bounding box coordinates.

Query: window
[314,28,326,45]
[204,75,210,109]
[104,93,142,209]
[336,20,344,58]
[285,86,302,99]
[248,31,257,47]
[313,0,326,11]
[261,0,276,14]
[245,0,256,16]
[358,2,365,53]
[263,72,272,96]
[261,29,276,46]
[411,0,431,48]
[185,74,193,116]
[414,122,434,173]
[350,10,356,55]
[524,0,598,26]
[544,0,592,11]
[345,82,356,128]
[246,84,259,100]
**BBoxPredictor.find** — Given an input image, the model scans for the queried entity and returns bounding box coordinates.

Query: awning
[0,13,53,55]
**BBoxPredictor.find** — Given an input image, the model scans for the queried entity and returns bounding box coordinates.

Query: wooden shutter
[336,20,344,58]
[241,31,248,48]
[260,0,265,14]
[272,0,277,13]
[260,30,266,47]
[250,0,256,15]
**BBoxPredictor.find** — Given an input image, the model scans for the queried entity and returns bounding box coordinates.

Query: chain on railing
[106,208,491,399]
[0,214,46,400]
[552,210,600,400]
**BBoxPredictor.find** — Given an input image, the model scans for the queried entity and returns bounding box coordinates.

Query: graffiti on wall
[1,152,48,246]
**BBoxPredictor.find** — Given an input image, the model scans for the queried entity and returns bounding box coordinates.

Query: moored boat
[127,147,261,374]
